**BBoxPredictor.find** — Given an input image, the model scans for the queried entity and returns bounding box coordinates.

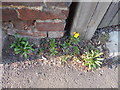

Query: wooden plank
[0,21,2,62]
[98,1,118,28]
[0,1,1,62]
[109,8,120,26]
[70,2,98,39]
[70,1,112,40]
[84,2,112,40]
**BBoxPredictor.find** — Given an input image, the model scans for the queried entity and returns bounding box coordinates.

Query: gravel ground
[2,61,118,88]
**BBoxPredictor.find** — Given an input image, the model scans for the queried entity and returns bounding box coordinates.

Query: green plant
[81,50,104,70]
[60,40,71,54]
[84,44,98,53]
[72,56,80,62]
[73,46,80,55]
[10,33,34,58]
[49,39,58,56]
[60,55,72,64]
[69,36,80,45]
[60,35,80,55]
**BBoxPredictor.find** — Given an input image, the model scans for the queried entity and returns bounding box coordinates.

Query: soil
[2,60,118,88]
[2,25,119,88]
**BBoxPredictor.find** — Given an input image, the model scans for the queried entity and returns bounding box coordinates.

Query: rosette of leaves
[82,50,104,70]
[10,34,34,58]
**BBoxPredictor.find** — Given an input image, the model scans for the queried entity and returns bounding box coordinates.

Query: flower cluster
[73,32,80,38]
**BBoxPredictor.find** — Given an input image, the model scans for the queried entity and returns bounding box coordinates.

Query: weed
[81,50,104,70]
[38,47,47,54]
[60,40,71,54]
[72,46,80,55]
[60,32,81,55]
[10,33,34,58]
[72,56,80,62]
[49,39,58,56]
[60,55,72,64]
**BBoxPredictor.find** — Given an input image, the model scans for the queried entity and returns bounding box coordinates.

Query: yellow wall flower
[73,32,80,38]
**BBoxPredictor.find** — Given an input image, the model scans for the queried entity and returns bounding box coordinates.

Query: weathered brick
[17,30,47,38]
[48,31,64,38]
[46,2,71,8]
[61,10,69,18]
[32,31,47,38]
[16,8,69,20]
[2,8,18,21]
[2,2,71,39]
[12,20,34,30]
[36,22,65,31]
[2,2,44,7]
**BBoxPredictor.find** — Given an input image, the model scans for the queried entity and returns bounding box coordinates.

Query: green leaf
[10,43,15,48]
[95,61,102,64]
[21,41,26,44]
[14,48,20,52]
[15,50,21,54]
[95,52,103,57]
[97,58,104,61]
[23,53,27,58]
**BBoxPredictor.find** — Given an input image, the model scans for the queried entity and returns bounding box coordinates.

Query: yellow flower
[73,32,77,34]
[73,32,80,38]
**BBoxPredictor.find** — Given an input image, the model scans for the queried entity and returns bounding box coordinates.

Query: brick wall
[2,2,71,38]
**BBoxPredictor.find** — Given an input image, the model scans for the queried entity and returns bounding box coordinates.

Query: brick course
[17,30,47,38]
[17,8,69,20]
[2,2,71,38]
[36,22,65,31]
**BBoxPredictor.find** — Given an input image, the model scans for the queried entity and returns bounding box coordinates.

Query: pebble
[99,73,103,76]
[102,32,105,34]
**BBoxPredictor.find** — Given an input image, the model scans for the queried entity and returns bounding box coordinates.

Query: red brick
[32,32,47,37]
[2,2,44,7]
[48,31,64,38]
[17,31,32,36]
[36,22,65,31]
[12,20,34,30]
[17,30,47,38]
[46,2,71,7]
[61,10,69,17]
[2,8,18,21]
[17,8,69,20]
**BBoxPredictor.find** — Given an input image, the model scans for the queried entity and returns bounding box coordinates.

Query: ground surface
[2,26,119,88]
[2,61,118,88]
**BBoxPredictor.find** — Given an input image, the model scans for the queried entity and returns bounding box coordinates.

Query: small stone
[11,63,18,67]
[99,73,103,76]
[42,56,47,60]
[102,32,105,34]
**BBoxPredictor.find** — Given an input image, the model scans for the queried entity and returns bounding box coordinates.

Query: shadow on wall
[64,2,79,36]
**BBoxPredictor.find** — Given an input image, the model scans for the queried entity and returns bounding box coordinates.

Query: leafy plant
[10,33,34,58]
[49,39,58,56]
[60,33,80,55]
[73,46,80,55]
[69,36,80,45]
[72,56,80,62]
[81,50,104,70]
[60,55,72,64]
[60,40,71,54]
[84,43,98,53]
